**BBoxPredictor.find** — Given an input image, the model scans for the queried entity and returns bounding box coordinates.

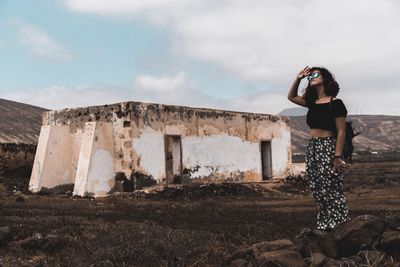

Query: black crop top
[306,98,348,132]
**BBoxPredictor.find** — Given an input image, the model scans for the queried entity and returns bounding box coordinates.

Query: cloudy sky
[1,0,399,115]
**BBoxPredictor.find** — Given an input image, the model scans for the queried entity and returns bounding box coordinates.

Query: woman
[287,66,350,231]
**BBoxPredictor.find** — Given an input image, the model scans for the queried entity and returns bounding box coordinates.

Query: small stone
[0,226,12,246]
[377,230,400,259]
[229,248,253,262]
[256,249,306,267]
[249,239,296,257]
[230,258,248,267]
[16,196,25,203]
[310,252,326,267]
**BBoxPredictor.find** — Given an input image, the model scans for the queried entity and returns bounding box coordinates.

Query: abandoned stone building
[29,101,293,197]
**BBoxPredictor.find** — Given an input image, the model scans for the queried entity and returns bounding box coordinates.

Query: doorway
[164,135,182,185]
[260,140,272,180]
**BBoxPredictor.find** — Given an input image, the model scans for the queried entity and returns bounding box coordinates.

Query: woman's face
[309,70,323,87]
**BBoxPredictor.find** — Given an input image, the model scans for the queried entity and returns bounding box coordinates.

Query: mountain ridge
[0,98,48,144]
[0,98,398,153]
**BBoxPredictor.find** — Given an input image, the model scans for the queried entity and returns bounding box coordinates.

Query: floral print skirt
[305,136,350,231]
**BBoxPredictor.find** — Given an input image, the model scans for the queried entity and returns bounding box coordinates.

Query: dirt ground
[1,162,400,266]
[1,187,399,266]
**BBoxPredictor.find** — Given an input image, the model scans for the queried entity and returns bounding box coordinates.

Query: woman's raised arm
[287,66,310,107]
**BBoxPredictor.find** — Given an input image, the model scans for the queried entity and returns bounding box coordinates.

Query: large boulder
[332,215,386,257]
[384,215,400,231]
[293,228,338,259]
[377,230,400,260]
[229,239,296,263]
[228,215,400,266]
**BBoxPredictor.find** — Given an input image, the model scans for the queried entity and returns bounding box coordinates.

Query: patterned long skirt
[305,136,350,231]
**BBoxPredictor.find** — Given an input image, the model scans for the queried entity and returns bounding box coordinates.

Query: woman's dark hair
[301,66,340,106]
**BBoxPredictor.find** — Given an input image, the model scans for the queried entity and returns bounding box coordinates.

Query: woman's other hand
[332,158,346,174]
[297,66,311,80]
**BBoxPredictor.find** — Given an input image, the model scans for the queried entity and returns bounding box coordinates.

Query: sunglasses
[307,72,320,81]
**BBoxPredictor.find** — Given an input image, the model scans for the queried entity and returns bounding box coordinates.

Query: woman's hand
[332,158,346,174]
[297,66,311,80]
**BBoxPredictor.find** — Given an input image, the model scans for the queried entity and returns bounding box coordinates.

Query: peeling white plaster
[132,127,166,180]
[182,135,260,178]
[86,149,114,196]
[271,130,291,176]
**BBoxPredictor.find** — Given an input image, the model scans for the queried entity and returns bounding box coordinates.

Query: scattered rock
[229,214,400,266]
[144,183,269,200]
[9,233,65,253]
[11,233,44,250]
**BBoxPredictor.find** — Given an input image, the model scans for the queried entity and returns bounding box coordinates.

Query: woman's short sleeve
[332,99,347,118]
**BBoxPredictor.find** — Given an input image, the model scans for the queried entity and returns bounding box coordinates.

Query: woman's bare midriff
[310,129,335,137]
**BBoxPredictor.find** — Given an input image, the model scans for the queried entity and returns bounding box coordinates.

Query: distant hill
[0,98,399,154]
[288,114,400,154]
[0,98,48,144]
[278,107,307,116]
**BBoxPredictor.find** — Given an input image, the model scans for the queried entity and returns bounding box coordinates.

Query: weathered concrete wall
[29,126,73,192]
[30,101,292,197]
[73,122,115,197]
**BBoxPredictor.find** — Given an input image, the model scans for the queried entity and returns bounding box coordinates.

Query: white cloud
[0,73,205,110]
[2,72,396,115]
[1,71,295,114]
[133,72,218,109]
[132,72,314,114]
[62,0,400,115]
[1,85,125,110]
[18,23,75,62]
[135,72,187,93]
[62,1,400,80]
